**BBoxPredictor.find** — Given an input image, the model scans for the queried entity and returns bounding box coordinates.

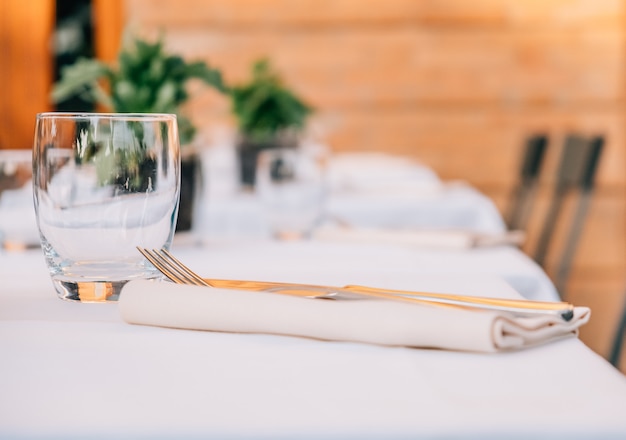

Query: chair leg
[554,191,593,298]
[609,294,626,368]
[534,189,565,268]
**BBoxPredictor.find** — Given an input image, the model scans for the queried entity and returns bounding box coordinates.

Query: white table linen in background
[0,184,39,246]
[313,225,525,249]
[196,147,507,240]
[197,182,507,240]
[0,149,506,247]
[0,149,38,248]
[325,151,441,194]
[326,182,506,233]
[1,248,625,439]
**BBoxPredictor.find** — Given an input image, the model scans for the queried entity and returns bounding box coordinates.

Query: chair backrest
[521,135,548,181]
[506,134,548,230]
[609,288,626,369]
[580,136,604,191]
[554,136,605,296]
[555,134,590,190]
[533,135,604,270]
[534,134,588,267]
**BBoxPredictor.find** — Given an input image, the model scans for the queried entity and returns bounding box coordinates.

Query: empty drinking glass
[256,146,327,240]
[33,113,180,302]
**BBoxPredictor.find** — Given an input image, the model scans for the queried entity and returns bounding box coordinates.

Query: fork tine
[158,248,211,287]
[138,247,210,287]
[137,247,208,286]
[137,247,187,285]
[147,248,203,286]
[150,248,207,286]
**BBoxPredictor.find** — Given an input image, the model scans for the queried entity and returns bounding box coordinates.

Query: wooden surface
[0,0,54,150]
[92,0,124,62]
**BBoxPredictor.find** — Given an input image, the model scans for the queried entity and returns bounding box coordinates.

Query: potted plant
[228,58,313,187]
[51,34,226,231]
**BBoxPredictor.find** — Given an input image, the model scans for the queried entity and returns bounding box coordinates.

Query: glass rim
[36,112,177,121]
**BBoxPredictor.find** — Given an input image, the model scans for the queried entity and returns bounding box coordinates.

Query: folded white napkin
[119,280,589,353]
[327,152,441,194]
[313,226,526,249]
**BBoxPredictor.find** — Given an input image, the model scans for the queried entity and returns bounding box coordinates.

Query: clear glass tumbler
[256,146,327,240]
[33,113,180,302]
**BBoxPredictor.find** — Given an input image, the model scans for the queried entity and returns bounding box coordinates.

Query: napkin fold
[313,226,526,249]
[327,152,441,195]
[119,280,590,353]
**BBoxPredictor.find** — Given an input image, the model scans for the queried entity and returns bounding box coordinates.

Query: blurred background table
[195,149,506,240]
[0,148,554,303]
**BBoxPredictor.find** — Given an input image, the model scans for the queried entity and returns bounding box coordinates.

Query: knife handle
[204,278,575,321]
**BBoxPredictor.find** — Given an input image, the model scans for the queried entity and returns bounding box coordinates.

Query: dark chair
[609,290,626,369]
[506,134,548,231]
[553,136,604,295]
[533,134,596,269]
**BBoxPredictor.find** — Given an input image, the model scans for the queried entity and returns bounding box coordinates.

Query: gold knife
[202,277,575,321]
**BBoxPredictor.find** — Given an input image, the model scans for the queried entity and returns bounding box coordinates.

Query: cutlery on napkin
[119,280,590,353]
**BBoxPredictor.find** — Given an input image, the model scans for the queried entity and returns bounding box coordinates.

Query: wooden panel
[93,0,124,62]
[184,100,626,186]
[568,272,626,360]
[142,27,624,107]
[0,0,54,150]
[127,0,623,29]
[522,189,626,269]
[417,0,624,29]
[128,0,626,186]
[128,0,420,27]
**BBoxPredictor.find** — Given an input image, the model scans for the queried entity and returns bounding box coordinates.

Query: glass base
[272,230,311,241]
[52,276,159,302]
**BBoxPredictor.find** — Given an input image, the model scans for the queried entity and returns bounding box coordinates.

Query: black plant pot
[237,146,260,188]
[176,153,202,232]
[236,134,297,188]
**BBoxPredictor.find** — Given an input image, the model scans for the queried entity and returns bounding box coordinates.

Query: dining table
[193,147,507,239]
[2,148,626,438]
[2,238,626,439]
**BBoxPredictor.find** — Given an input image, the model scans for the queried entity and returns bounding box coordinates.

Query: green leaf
[183,61,228,93]
[153,81,177,112]
[229,58,312,142]
[51,33,230,145]
[177,115,196,145]
[50,58,111,103]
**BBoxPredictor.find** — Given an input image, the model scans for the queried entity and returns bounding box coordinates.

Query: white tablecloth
[1,243,625,439]
[195,184,507,241]
[196,148,506,240]
[171,238,559,302]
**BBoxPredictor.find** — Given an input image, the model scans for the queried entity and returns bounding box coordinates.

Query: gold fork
[137,247,576,321]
